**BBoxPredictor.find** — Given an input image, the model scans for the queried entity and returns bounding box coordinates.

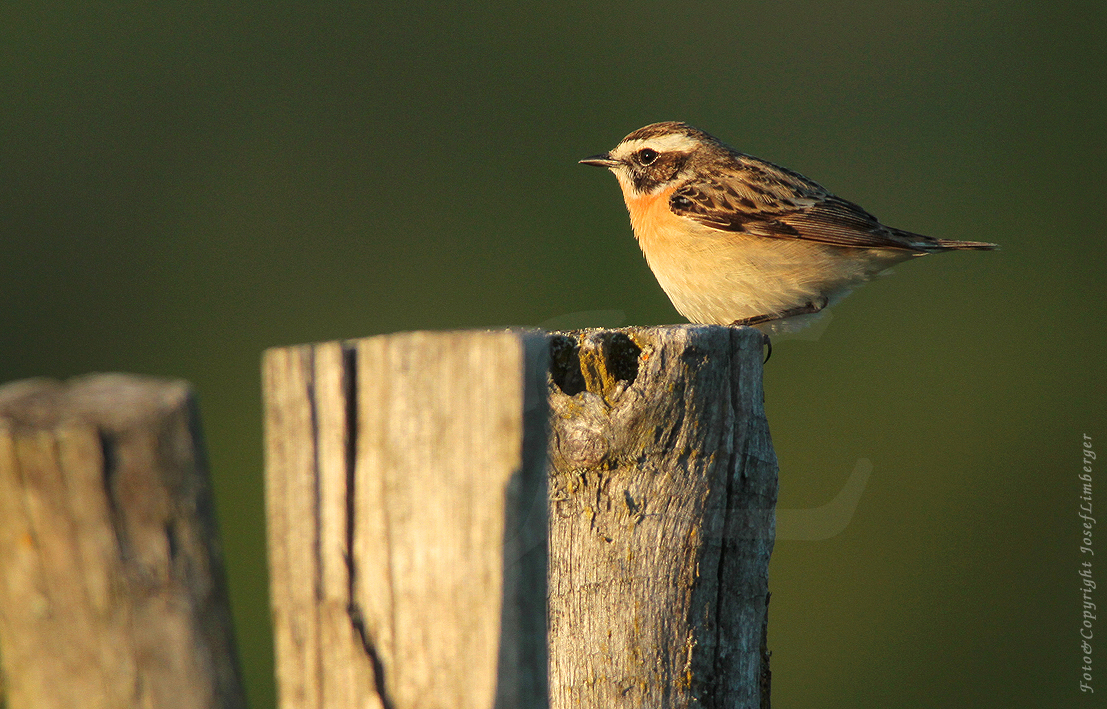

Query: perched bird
[580,121,996,333]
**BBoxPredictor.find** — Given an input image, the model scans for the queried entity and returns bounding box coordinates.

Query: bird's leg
[729,297,829,327]
[729,297,829,364]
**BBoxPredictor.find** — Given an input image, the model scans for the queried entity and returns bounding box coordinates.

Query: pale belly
[634,218,912,331]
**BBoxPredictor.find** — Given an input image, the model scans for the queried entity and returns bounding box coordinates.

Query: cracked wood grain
[265,325,775,709]
[263,331,549,709]
[0,374,245,709]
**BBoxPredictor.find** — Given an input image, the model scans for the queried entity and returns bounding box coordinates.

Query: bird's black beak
[579,153,620,168]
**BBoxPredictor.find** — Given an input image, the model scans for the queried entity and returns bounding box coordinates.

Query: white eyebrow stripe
[613,134,700,159]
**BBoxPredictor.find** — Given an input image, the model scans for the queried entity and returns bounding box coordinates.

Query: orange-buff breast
[623,185,681,244]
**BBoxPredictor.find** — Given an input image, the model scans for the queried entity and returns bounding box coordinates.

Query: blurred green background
[3,1,1104,706]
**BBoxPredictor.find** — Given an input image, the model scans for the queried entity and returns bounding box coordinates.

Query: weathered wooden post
[546,325,775,709]
[263,332,550,709]
[0,374,245,709]
[263,325,776,709]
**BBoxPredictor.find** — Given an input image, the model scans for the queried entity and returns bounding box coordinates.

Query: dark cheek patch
[631,153,688,192]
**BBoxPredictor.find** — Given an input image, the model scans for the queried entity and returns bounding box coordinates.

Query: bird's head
[579,121,723,196]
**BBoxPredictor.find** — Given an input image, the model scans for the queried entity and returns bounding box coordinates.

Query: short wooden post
[0,374,245,709]
[265,325,776,709]
[263,331,550,709]
[547,325,776,709]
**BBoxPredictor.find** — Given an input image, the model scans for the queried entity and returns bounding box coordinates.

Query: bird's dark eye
[637,148,659,165]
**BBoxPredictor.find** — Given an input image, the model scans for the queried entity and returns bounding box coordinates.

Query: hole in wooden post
[549,335,586,396]
[603,332,640,386]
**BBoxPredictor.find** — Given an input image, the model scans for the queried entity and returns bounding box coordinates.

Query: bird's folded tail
[933,238,999,251]
[892,227,1000,252]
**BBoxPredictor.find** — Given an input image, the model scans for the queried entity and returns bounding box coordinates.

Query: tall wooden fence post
[546,325,776,709]
[263,331,550,709]
[0,374,245,709]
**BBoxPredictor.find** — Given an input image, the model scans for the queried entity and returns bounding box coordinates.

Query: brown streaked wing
[668,177,793,232]
[671,179,931,252]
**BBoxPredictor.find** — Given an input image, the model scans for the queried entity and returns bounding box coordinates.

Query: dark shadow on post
[264,331,551,709]
[494,334,551,709]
